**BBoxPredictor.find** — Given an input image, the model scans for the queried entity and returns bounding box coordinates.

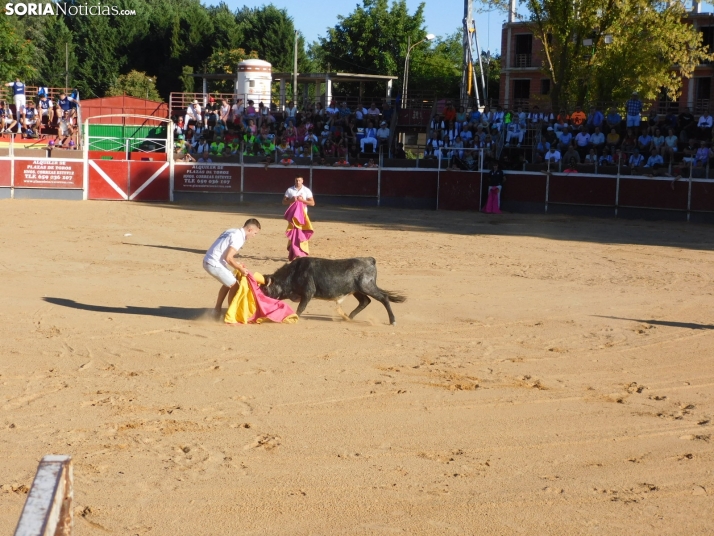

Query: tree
[0,13,38,83]
[484,0,713,107]
[236,5,310,72]
[409,31,462,97]
[107,70,161,100]
[38,17,77,90]
[317,0,427,94]
[204,48,259,93]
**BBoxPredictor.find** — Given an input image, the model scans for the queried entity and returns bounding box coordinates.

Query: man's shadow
[595,315,714,330]
[43,297,212,321]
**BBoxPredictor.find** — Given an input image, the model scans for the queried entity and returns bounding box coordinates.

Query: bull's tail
[384,290,406,303]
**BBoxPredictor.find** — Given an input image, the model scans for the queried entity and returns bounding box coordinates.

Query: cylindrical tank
[236,59,272,106]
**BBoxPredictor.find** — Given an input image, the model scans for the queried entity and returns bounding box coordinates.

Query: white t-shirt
[285,185,314,212]
[204,228,246,267]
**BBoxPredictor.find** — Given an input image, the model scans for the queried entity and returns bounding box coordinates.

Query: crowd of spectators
[426,92,714,176]
[1,80,79,148]
[174,97,397,165]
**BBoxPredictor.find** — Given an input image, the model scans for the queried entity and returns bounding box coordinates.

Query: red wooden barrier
[14,159,83,188]
[691,181,714,212]
[381,169,438,199]
[548,174,617,206]
[174,163,241,192]
[312,168,378,196]
[502,172,547,203]
[128,161,170,201]
[619,177,688,211]
[88,160,128,200]
[438,171,482,211]
[0,159,10,187]
[244,166,299,194]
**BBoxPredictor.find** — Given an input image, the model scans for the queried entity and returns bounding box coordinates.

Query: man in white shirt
[185,100,202,130]
[231,99,244,126]
[203,219,262,317]
[698,112,713,138]
[376,121,390,148]
[282,176,315,210]
[544,147,561,163]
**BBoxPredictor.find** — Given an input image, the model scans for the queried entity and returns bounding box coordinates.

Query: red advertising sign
[174,164,241,192]
[0,159,10,187]
[14,159,83,188]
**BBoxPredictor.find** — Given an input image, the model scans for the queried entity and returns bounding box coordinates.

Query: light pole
[402,33,435,107]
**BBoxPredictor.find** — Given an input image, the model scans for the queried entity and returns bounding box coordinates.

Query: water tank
[236,59,272,105]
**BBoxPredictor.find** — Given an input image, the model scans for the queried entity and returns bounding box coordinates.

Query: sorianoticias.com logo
[4,2,136,15]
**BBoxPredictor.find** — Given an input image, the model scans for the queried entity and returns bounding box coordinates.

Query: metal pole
[402,36,410,106]
[436,150,441,210]
[377,146,382,206]
[687,161,693,222]
[240,141,244,203]
[615,156,621,217]
[65,42,69,92]
[293,31,298,105]
[82,119,88,200]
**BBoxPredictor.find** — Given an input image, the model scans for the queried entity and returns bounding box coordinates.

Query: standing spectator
[4,78,26,114]
[677,106,696,142]
[0,100,17,133]
[625,91,643,128]
[697,110,713,140]
[484,161,505,213]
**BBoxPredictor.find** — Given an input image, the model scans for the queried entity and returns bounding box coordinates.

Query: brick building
[499,7,714,112]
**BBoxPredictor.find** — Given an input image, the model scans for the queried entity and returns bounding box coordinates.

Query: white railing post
[82,119,89,200]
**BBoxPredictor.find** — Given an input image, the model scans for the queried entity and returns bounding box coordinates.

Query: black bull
[261,257,406,325]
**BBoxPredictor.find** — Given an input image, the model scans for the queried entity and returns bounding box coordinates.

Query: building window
[696,77,711,100]
[700,27,714,58]
[514,34,533,67]
[514,80,531,100]
[540,79,550,95]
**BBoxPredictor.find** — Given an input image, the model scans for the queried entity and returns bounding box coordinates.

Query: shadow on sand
[596,316,714,330]
[43,297,212,321]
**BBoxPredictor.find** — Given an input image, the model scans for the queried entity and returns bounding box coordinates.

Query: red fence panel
[438,172,482,211]
[14,159,83,189]
[88,160,128,200]
[128,161,170,201]
[0,159,10,187]
[618,177,688,210]
[548,174,617,206]
[381,170,438,199]
[244,166,299,194]
[691,181,714,212]
[312,168,378,196]
[174,163,241,192]
[502,172,547,203]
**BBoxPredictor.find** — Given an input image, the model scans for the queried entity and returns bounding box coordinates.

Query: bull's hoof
[391,321,397,326]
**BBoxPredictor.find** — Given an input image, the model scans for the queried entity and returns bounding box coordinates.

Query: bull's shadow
[43,297,211,321]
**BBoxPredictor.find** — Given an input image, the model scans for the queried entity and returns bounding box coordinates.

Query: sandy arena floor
[1,200,713,535]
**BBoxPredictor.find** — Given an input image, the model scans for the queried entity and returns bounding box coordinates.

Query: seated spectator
[544,146,561,163]
[479,105,493,130]
[695,141,712,167]
[553,117,568,138]
[0,100,17,133]
[325,100,339,116]
[38,94,54,129]
[228,138,241,155]
[682,139,698,165]
[381,101,393,125]
[606,128,620,150]
[450,135,464,159]
[645,106,660,133]
[535,138,550,162]
[445,120,459,142]
[613,148,627,167]
[338,101,351,123]
[663,128,678,160]
[285,122,298,147]
[231,99,244,126]
[563,144,580,164]
[430,113,445,134]
[556,108,569,124]
[22,100,39,138]
[424,132,443,157]
[564,157,579,173]
[621,129,637,153]
[491,106,504,131]
[198,149,212,163]
[443,101,456,123]
[570,106,586,128]
[628,148,645,168]
[361,121,378,153]
[184,100,202,130]
[574,127,591,159]
[587,106,604,130]
[284,101,298,125]
[585,148,598,164]
[219,99,230,124]
[280,153,295,166]
[333,155,350,167]
[698,111,713,139]
[637,130,653,152]
[590,127,605,153]
[599,148,613,165]
[313,102,325,119]
[644,148,663,169]
[651,128,665,154]
[558,127,573,152]
[244,100,257,124]
[506,120,524,146]
[606,107,622,132]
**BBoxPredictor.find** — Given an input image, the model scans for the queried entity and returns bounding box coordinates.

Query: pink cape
[483,186,502,214]
[246,274,297,323]
[284,201,314,261]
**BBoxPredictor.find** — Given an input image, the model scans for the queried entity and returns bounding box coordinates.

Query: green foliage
[0,13,38,83]
[317,0,427,94]
[484,0,713,107]
[410,31,462,96]
[39,17,77,90]
[205,48,259,93]
[107,69,161,100]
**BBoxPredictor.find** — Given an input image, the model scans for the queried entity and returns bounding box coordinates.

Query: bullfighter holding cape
[283,176,315,261]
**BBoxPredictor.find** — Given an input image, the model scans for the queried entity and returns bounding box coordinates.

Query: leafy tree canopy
[106,69,161,101]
